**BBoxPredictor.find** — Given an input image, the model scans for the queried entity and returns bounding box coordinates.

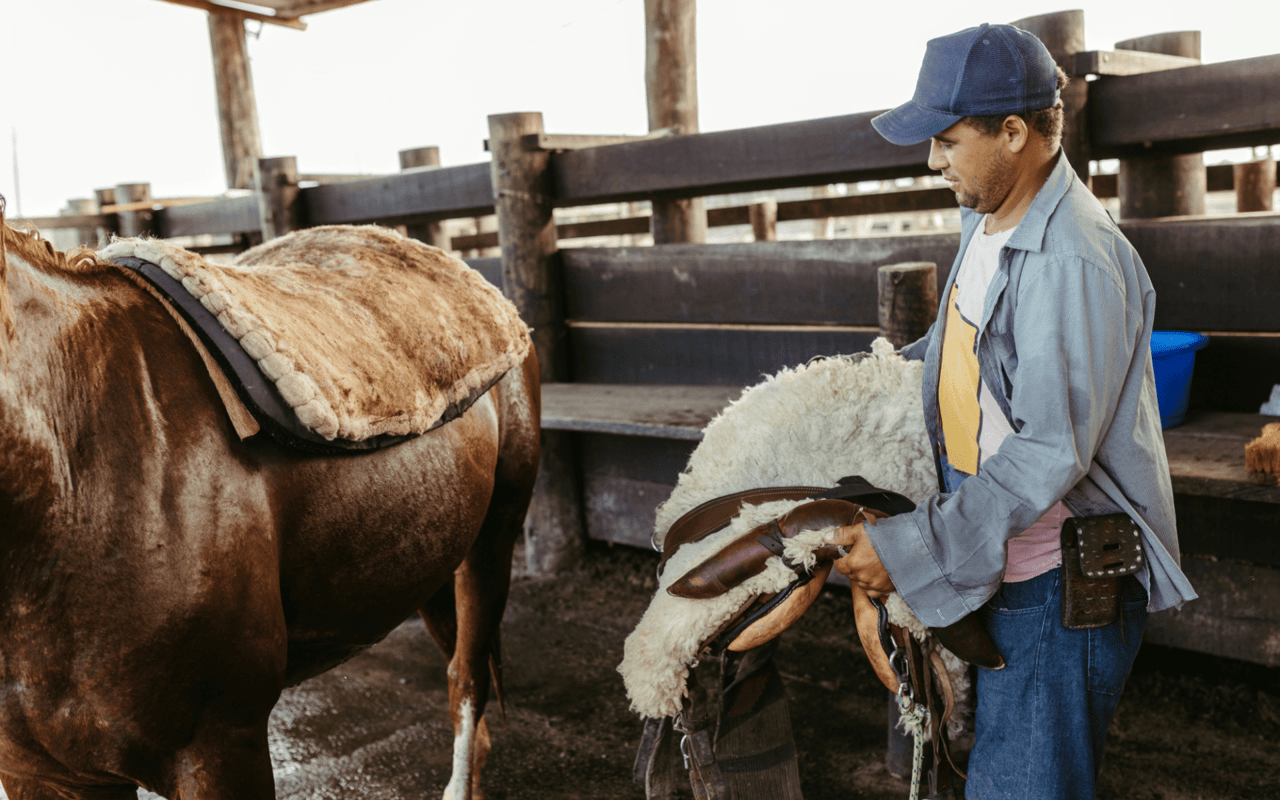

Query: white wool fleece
[620,340,971,734]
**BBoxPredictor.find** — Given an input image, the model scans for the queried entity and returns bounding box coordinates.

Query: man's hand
[825,522,895,598]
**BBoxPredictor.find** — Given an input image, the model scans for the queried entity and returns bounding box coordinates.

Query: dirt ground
[125,540,1280,799]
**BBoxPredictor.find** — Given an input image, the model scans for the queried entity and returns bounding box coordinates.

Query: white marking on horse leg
[442,696,475,800]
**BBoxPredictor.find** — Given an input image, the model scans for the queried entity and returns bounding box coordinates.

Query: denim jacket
[866,151,1197,628]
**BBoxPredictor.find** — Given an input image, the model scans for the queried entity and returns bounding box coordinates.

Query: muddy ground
[246,539,1280,800]
[57,541,1276,799]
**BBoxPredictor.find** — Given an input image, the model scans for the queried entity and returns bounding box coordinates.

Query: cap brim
[871,101,964,146]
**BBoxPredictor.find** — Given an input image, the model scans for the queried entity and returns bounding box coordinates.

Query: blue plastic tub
[1151,331,1209,429]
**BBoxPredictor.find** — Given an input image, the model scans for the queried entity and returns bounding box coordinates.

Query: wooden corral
[14,10,1280,669]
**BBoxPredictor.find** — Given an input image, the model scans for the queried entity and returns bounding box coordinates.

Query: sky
[3,0,1280,217]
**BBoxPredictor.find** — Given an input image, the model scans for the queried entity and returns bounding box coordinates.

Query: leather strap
[657,486,825,570]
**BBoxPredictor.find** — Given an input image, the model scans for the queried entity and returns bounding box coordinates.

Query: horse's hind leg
[421,491,525,800]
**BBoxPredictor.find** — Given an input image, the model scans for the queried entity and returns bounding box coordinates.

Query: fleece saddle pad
[101,225,530,453]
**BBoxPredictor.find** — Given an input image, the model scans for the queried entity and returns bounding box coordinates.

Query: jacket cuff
[864,513,975,628]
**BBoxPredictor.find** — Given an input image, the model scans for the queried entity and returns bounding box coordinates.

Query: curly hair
[964,66,1069,145]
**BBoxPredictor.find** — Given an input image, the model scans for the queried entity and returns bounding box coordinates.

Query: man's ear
[1001,115,1030,154]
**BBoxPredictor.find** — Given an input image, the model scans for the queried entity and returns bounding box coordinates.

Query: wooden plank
[541,383,741,439]
[7,214,107,230]
[555,216,1279,328]
[1072,49,1200,77]
[568,323,879,385]
[462,256,501,288]
[561,237,959,325]
[1186,333,1280,415]
[552,111,932,205]
[153,0,308,28]
[579,434,697,548]
[1164,412,1280,504]
[1123,215,1280,332]
[1175,493,1280,566]
[156,195,260,238]
[529,131,675,151]
[1089,54,1280,158]
[1144,556,1280,667]
[301,162,494,225]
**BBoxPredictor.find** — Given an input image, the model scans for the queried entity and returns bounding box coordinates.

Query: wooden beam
[524,129,677,151]
[561,238,958,326]
[540,383,741,440]
[1072,49,1201,77]
[154,0,307,29]
[297,173,386,184]
[272,0,374,17]
[1089,54,1280,158]
[552,112,930,205]
[156,195,261,238]
[567,323,879,385]
[300,162,493,225]
[6,214,107,230]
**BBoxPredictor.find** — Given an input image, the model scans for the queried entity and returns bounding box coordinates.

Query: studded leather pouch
[1059,514,1144,630]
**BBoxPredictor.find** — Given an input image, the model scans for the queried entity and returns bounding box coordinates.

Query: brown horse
[0,212,540,799]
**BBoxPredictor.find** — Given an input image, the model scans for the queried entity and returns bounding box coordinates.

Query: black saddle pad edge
[113,255,493,455]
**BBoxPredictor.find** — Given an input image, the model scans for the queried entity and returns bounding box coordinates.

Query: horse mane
[0,197,112,354]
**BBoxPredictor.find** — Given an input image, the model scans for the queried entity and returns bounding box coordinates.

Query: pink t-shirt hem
[1003,501,1070,583]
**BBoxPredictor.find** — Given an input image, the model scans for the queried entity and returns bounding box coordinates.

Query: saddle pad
[101,225,530,445]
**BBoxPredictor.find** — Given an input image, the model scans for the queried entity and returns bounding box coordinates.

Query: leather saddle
[657,476,1004,681]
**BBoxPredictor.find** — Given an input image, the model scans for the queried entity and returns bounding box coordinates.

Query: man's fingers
[823,522,863,548]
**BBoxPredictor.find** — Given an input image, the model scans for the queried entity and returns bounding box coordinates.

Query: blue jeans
[964,569,1148,799]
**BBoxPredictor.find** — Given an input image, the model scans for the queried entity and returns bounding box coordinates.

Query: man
[825,23,1198,799]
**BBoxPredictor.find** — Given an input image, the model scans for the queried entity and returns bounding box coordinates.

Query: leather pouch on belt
[1059,513,1144,630]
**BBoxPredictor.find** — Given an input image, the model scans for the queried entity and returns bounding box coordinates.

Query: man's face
[927,120,1016,215]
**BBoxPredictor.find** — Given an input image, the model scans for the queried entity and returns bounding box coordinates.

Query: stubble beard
[956,150,1017,215]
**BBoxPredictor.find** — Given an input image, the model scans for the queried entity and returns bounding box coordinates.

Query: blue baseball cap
[872,23,1061,146]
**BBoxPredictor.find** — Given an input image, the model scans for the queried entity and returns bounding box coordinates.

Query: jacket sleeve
[897,323,936,362]
[864,246,1140,627]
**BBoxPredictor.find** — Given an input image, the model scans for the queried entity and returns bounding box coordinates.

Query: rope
[897,691,928,800]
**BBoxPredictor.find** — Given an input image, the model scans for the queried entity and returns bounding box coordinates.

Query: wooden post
[209,11,263,190]
[1235,156,1276,212]
[398,146,448,249]
[645,0,706,244]
[94,188,119,242]
[487,111,585,574]
[1115,32,1206,219]
[115,183,154,239]
[1013,10,1090,186]
[877,262,938,348]
[749,199,778,242]
[65,198,100,248]
[256,156,302,240]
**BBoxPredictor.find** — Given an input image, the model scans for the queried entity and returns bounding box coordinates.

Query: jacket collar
[1004,149,1076,253]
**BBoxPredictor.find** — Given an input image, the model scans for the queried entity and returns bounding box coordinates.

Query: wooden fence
[13,12,1280,666]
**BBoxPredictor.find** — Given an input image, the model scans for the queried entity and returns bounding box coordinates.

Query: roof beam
[151,0,308,29]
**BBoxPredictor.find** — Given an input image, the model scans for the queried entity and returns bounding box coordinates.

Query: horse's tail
[489,636,507,724]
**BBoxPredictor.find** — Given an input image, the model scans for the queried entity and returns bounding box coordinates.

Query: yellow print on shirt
[939,284,982,474]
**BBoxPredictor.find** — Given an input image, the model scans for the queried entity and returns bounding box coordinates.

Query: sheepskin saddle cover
[619,339,970,726]
[101,225,530,444]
